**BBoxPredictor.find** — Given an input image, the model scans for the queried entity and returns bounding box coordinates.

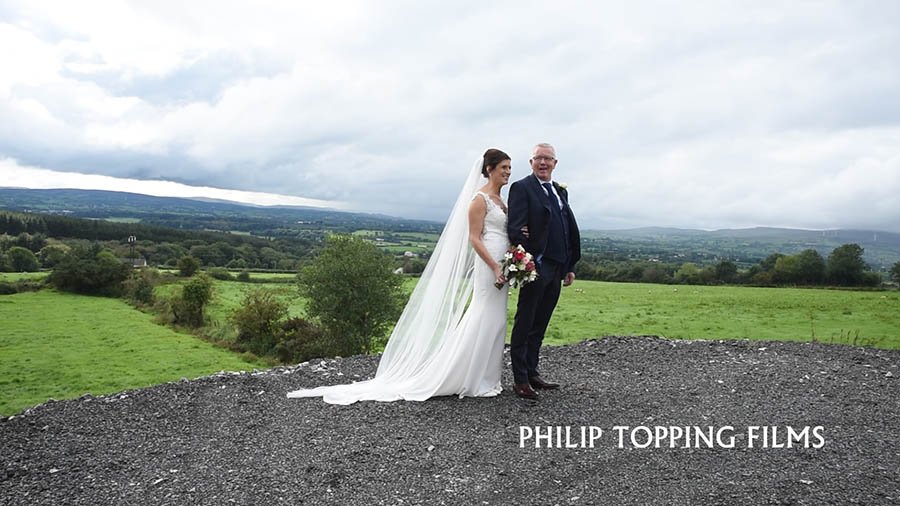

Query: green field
[103,217,142,223]
[0,290,260,416]
[3,275,898,416]
[0,272,48,282]
[536,281,900,349]
[154,275,307,332]
[353,229,439,254]
[182,276,900,350]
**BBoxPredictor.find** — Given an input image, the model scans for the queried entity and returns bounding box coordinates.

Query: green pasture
[154,276,307,333]
[103,217,141,223]
[155,275,900,350]
[248,272,300,281]
[353,229,438,254]
[3,275,898,416]
[534,281,900,349]
[0,290,259,417]
[379,245,428,254]
[0,272,48,282]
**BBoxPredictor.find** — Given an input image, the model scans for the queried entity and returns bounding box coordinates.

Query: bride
[287,149,513,404]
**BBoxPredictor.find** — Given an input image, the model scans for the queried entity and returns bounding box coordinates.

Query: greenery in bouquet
[495,244,538,289]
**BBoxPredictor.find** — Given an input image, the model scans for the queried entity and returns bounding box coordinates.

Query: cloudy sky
[2,1,899,231]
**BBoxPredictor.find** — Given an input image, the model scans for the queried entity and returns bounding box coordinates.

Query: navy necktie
[542,182,559,210]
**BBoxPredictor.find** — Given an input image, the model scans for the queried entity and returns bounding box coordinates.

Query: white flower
[557,182,568,190]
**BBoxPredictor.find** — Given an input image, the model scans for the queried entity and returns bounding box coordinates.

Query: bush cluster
[48,245,131,296]
[575,243,885,288]
[273,317,339,363]
[298,234,403,355]
[122,268,160,305]
[169,274,214,327]
[230,289,288,356]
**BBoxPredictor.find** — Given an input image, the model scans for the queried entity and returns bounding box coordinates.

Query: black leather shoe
[529,376,560,390]
[513,383,539,400]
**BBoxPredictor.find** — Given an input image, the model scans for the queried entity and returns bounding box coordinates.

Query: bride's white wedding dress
[287,191,510,404]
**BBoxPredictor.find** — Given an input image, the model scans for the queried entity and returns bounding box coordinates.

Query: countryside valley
[1,187,899,416]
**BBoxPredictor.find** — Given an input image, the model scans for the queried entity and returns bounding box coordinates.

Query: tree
[230,288,289,356]
[826,243,866,286]
[122,268,159,305]
[273,317,335,363]
[177,255,200,277]
[171,274,214,327]
[16,232,47,252]
[772,255,801,285]
[298,235,403,355]
[759,253,785,272]
[714,260,737,283]
[795,249,825,285]
[6,246,40,272]
[38,243,70,268]
[49,244,131,296]
[891,261,900,285]
[675,263,701,284]
[641,266,669,284]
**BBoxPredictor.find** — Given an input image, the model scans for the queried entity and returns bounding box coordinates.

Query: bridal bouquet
[495,245,538,289]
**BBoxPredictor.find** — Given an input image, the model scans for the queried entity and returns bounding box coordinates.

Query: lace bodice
[474,191,508,241]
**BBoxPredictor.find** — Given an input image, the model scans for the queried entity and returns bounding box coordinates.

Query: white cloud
[0,157,346,209]
[1,1,900,231]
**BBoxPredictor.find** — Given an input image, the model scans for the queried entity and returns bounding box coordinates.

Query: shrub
[826,244,866,286]
[273,317,337,363]
[171,274,214,327]
[207,267,234,281]
[38,243,70,269]
[298,234,403,355]
[177,255,200,277]
[7,246,40,272]
[13,279,45,293]
[0,281,16,295]
[230,288,288,356]
[860,271,882,287]
[236,270,251,282]
[49,245,131,296]
[227,258,248,269]
[123,268,160,305]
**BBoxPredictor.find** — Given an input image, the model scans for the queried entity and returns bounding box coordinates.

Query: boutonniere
[556,182,568,191]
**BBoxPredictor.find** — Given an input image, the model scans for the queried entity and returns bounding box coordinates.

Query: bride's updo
[482,148,511,177]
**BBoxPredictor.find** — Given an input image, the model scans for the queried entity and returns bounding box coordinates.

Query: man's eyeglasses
[532,156,556,163]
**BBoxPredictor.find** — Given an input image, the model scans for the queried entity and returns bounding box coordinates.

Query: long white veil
[288,157,487,402]
[375,157,484,380]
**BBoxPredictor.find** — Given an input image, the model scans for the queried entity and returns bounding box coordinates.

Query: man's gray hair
[532,143,556,158]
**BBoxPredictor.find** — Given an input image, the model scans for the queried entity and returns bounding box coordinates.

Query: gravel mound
[2,336,898,505]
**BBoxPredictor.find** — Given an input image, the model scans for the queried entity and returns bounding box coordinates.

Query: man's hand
[563,272,575,286]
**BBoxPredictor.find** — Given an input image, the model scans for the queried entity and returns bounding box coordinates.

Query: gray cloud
[2,1,900,232]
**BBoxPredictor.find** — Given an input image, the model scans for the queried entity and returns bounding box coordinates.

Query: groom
[507,143,581,400]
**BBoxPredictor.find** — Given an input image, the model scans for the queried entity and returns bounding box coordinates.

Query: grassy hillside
[541,281,900,349]
[0,290,260,416]
[3,276,897,416]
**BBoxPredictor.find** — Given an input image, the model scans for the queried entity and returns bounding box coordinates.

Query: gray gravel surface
[2,336,898,505]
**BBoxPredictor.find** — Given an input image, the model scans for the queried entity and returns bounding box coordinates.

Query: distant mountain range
[583,227,900,269]
[585,226,900,247]
[2,188,898,269]
[0,188,442,234]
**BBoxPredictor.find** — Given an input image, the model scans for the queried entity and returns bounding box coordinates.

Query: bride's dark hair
[482,148,511,177]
